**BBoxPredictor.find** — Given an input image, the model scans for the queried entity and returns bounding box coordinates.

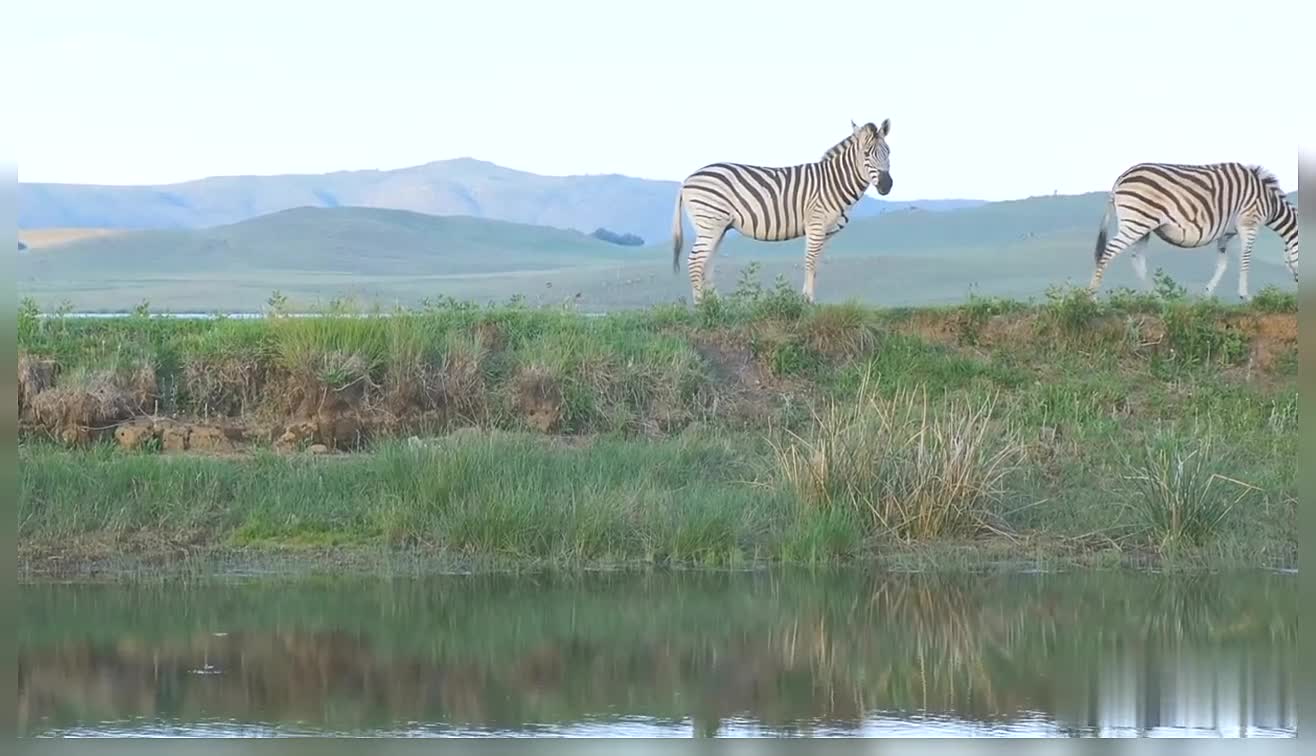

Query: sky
[12,0,1304,200]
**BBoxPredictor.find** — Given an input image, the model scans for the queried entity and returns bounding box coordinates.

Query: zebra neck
[821,149,869,207]
[1267,199,1298,245]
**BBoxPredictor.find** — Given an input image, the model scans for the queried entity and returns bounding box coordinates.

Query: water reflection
[17,570,1296,738]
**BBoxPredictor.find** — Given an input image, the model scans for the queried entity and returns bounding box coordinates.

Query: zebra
[670,119,893,304]
[1088,162,1299,299]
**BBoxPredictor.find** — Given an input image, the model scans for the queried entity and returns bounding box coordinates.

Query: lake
[17,569,1296,738]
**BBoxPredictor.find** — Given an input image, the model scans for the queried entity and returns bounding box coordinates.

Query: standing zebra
[671,119,893,304]
[1089,162,1299,299]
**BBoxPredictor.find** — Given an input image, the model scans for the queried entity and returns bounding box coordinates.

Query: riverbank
[18,277,1298,576]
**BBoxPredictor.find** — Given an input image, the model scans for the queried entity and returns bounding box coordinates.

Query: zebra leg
[1090,223,1153,293]
[1204,232,1234,296]
[802,231,828,304]
[1236,223,1258,300]
[688,228,727,304]
[704,228,730,297]
[1128,236,1151,288]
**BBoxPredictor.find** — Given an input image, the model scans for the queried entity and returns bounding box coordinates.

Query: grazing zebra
[671,119,893,304]
[1089,162,1299,299]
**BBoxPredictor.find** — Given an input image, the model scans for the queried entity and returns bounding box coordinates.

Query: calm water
[18,570,1296,738]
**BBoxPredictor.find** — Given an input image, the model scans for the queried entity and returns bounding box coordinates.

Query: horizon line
[16,155,1098,203]
[17,155,1300,203]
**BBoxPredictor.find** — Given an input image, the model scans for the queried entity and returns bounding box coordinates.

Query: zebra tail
[1094,197,1113,265]
[671,190,684,275]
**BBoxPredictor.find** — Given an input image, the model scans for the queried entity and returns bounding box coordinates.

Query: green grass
[20,434,799,567]
[17,280,1298,572]
[1118,434,1262,552]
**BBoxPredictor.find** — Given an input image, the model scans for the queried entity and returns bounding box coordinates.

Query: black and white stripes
[1089,162,1299,299]
[671,119,893,304]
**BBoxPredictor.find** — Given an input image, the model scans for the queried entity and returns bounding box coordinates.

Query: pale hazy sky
[13,0,1302,199]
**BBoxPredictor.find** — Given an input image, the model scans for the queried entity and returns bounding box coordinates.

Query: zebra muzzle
[876,172,893,195]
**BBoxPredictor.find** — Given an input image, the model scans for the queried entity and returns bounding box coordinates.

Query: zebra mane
[821,127,867,161]
[1249,165,1285,195]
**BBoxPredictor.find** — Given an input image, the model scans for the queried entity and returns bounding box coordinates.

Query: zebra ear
[878,118,891,137]
[851,119,859,132]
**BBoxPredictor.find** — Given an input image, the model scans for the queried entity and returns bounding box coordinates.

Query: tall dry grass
[769,368,1025,540]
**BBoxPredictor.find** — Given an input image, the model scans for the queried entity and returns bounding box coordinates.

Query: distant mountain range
[18,158,985,244]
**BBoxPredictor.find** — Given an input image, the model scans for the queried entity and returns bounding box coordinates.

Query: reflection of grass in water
[868,576,1009,710]
[17,571,1297,734]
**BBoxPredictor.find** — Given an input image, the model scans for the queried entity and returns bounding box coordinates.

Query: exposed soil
[689,331,804,429]
[17,355,59,420]
[1236,313,1297,372]
[514,365,564,434]
[27,382,139,446]
[16,311,1296,458]
[890,311,964,348]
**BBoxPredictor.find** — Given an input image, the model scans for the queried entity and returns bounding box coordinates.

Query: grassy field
[17,274,1298,574]
[15,190,1300,312]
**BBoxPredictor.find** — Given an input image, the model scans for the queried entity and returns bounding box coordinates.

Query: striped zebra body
[1089,162,1299,299]
[671,119,893,304]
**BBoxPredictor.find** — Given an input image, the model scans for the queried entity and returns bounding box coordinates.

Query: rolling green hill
[18,158,983,244]
[17,192,1298,313]
[16,207,639,279]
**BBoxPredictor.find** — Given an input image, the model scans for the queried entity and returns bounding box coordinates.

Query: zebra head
[850,119,893,195]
